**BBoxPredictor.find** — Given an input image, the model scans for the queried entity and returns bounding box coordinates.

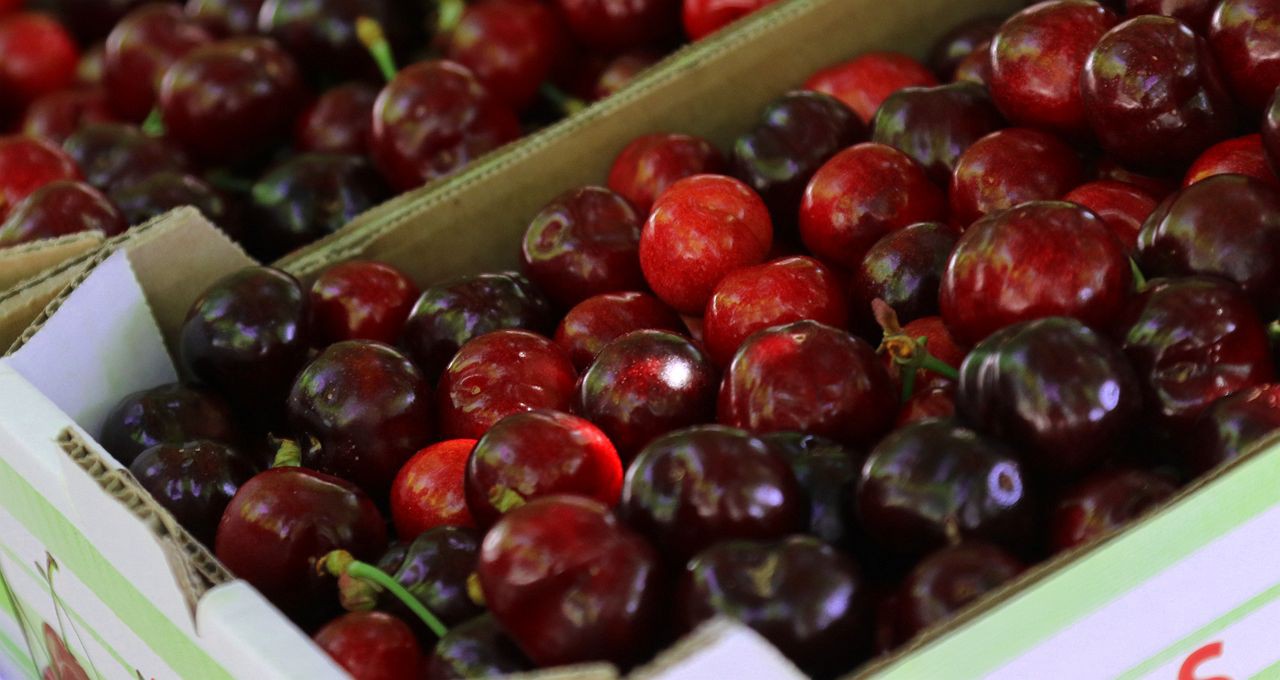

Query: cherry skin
[1049,468,1178,552]
[856,419,1035,556]
[1183,135,1280,191]
[257,0,408,82]
[55,0,155,43]
[850,222,958,334]
[309,260,419,347]
[0,180,126,247]
[1208,0,1280,115]
[186,0,267,37]
[477,495,663,667]
[989,0,1119,139]
[74,44,107,88]
[129,440,256,546]
[576,329,718,462]
[446,0,567,112]
[1136,174,1280,317]
[890,543,1024,645]
[437,330,578,439]
[62,123,188,193]
[401,272,553,382]
[939,201,1133,347]
[521,186,644,308]
[762,432,861,548]
[1266,89,1280,175]
[680,536,871,677]
[928,16,1003,81]
[424,614,532,679]
[870,82,1007,189]
[881,316,968,395]
[216,465,387,625]
[371,60,520,192]
[1063,180,1159,253]
[703,255,847,367]
[1121,276,1275,433]
[314,611,423,680]
[895,380,957,428]
[0,135,81,221]
[109,170,236,230]
[719,320,896,447]
[639,174,772,314]
[1126,0,1219,32]
[554,291,684,371]
[1082,15,1237,172]
[621,425,804,562]
[390,440,476,537]
[593,50,662,100]
[1093,156,1181,200]
[104,5,215,122]
[682,0,776,41]
[954,39,994,87]
[370,527,485,628]
[554,0,680,53]
[159,37,305,166]
[99,382,240,467]
[294,82,378,155]
[803,52,938,125]
[1189,384,1280,477]
[607,132,726,215]
[950,128,1086,230]
[20,89,115,146]
[0,13,80,121]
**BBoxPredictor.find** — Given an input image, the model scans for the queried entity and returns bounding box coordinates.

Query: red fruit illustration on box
[41,622,89,680]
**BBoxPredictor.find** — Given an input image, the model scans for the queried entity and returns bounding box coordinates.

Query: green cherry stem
[1129,258,1147,292]
[271,438,303,468]
[539,83,587,116]
[1267,319,1280,344]
[435,0,467,36]
[141,108,166,137]
[872,298,960,403]
[320,550,449,638]
[357,16,399,83]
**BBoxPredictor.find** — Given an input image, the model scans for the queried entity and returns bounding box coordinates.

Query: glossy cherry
[928,15,1003,80]
[1183,135,1280,191]
[446,0,567,111]
[880,315,968,396]
[315,611,423,680]
[762,432,861,548]
[310,260,419,347]
[521,186,644,308]
[607,133,726,215]
[870,82,1006,188]
[1126,0,1219,32]
[1049,468,1178,552]
[895,380,957,427]
[555,0,680,52]
[954,39,994,86]
[390,440,477,537]
[0,180,126,247]
[1062,180,1158,253]
[593,50,662,100]
[108,170,233,230]
[803,52,938,125]
[103,4,215,122]
[1208,0,1280,114]
[186,0,267,37]
[129,440,256,546]
[1093,156,1180,199]
[295,82,378,155]
[257,0,408,82]
[889,543,1024,645]
[99,382,240,467]
[1189,384,1280,477]
[682,0,775,40]
[424,615,532,679]
[0,13,79,120]
[851,222,958,334]
[1266,89,1280,174]
[0,135,81,220]
[20,89,115,145]
[366,527,485,628]
[949,128,1085,229]
[62,122,188,192]
[554,292,684,371]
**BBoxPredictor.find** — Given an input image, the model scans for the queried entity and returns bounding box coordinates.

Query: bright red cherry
[895,381,957,427]
[315,611,424,680]
[989,0,1119,139]
[851,222,958,334]
[607,133,726,215]
[1063,180,1159,253]
[949,128,1086,229]
[1126,0,1219,32]
[0,135,81,220]
[682,0,776,41]
[870,82,1006,189]
[0,180,126,247]
[880,315,968,397]
[1050,468,1178,552]
[639,174,772,314]
[555,0,680,53]
[391,439,477,537]
[0,14,80,120]
[1183,135,1280,191]
[803,52,938,124]
[294,82,378,155]
[1208,0,1280,115]
[889,543,1024,645]
[20,89,115,146]
[309,260,419,347]
[104,5,215,122]
[186,0,267,37]
[1190,385,1280,476]
[521,186,644,308]
[554,291,683,371]
[447,0,567,111]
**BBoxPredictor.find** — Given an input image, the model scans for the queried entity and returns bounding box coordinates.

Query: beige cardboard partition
[0,232,103,291]
[0,233,105,349]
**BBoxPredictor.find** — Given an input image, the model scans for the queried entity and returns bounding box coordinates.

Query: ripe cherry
[1266,89,1280,175]
[682,0,776,41]
[294,82,378,155]
[889,543,1024,645]
[928,16,1003,81]
[521,186,644,308]
[895,381,957,428]
[0,135,81,220]
[870,82,1006,189]
[257,0,409,82]
[954,39,994,86]
[949,128,1086,229]
[104,5,214,122]
[424,615,532,679]
[186,0,267,37]
[446,0,568,112]
[593,50,662,100]
[0,13,80,120]
[555,0,680,53]
[762,432,861,548]
[1062,180,1158,253]
[0,180,126,247]
[1125,0,1219,32]
[20,89,115,145]
[607,132,725,215]
[554,292,684,371]
[367,527,485,628]
[1189,384,1280,477]
[1183,135,1280,191]
[314,611,423,680]
[309,260,419,347]
[62,122,188,192]
[390,440,477,536]
[108,170,234,230]
[850,222,958,334]
[1208,0,1280,115]
[803,52,938,124]
[1049,468,1178,552]
[99,382,240,467]
[129,440,256,546]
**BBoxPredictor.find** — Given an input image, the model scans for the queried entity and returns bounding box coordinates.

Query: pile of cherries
[96,0,1280,678]
[0,0,777,258]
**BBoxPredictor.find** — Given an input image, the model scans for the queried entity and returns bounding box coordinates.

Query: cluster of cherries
[0,0,776,257]
[95,0,1280,678]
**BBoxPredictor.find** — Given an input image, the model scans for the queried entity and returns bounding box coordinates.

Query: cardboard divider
[0,231,103,291]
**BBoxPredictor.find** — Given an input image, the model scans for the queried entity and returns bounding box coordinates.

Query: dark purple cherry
[294,82,377,155]
[423,615,533,680]
[850,221,958,334]
[762,432,861,548]
[1265,88,1280,175]
[1188,384,1280,477]
[257,0,410,82]
[62,122,189,192]
[108,170,235,231]
[1126,0,1219,33]
[99,382,240,467]
[361,527,485,628]
[186,0,266,36]
[890,543,1024,645]
[928,16,1003,80]
[870,82,1006,188]
[1049,468,1178,552]
[0,180,126,246]
[104,3,215,121]
[1208,0,1280,115]
[129,440,256,545]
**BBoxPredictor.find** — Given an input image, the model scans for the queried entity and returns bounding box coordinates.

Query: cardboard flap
[630,619,807,680]
[0,231,103,291]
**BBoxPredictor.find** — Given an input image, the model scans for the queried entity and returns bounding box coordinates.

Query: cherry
[1125,0,1219,32]
[0,135,81,220]
[940,201,1133,347]
[989,0,1119,139]
[607,133,726,215]
[1189,384,1280,476]
[850,222,958,334]
[1093,156,1180,199]
[108,170,234,230]
[104,4,214,122]
[622,425,804,562]
[719,320,896,447]
[179,266,311,427]
[554,0,680,53]
[803,52,938,125]
[363,528,485,631]
[1136,174,1280,317]
[1208,0,1280,115]
[954,39,994,86]
[424,614,532,679]
[1082,15,1237,171]
[856,419,1035,556]
[371,60,520,192]
[294,82,378,155]
[577,329,718,461]
[56,0,154,43]
[75,44,107,88]
[682,0,776,41]
[310,260,419,347]
[1063,180,1159,253]
[870,82,1006,189]
[257,0,407,82]
[248,152,391,259]
[62,122,188,192]
[950,128,1086,229]
[640,174,772,314]
[879,314,968,397]
[186,0,266,37]
[593,50,662,100]
[446,0,567,112]
[731,91,865,234]
[437,330,577,439]
[889,543,1024,645]
[928,16,1002,81]
[1266,89,1280,175]
[0,180,126,247]
[216,463,387,625]
[478,495,662,667]
[0,13,79,120]
[680,536,870,677]
[390,440,476,537]
[21,89,115,145]
[554,291,684,371]
[1049,468,1178,552]
[895,380,957,427]
[762,432,861,548]
[159,37,305,166]
[799,143,944,269]
[401,272,554,382]
[521,186,644,308]
[703,255,847,367]
[1184,135,1280,191]
[99,382,241,467]
[1121,276,1275,432]
[314,611,423,680]
[129,440,256,546]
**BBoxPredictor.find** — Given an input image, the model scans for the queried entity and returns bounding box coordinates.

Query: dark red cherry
[74,43,107,88]
[100,382,240,467]
[477,495,662,667]
[129,440,256,546]
[0,135,81,220]
[607,132,726,215]
[554,0,680,53]
[1188,384,1280,476]
[880,316,968,396]
[446,0,568,111]
[1049,468,1178,552]
[401,272,553,382]
[1184,135,1280,190]
[310,260,419,347]
[577,329,718,462]
[682,0,775,40]
[1082,15,1237,171]
[368,527,485,628]
[891,543,1024,645]
[719,320,896,447]
[1093,156,1181,199]
[294,82,378,155]
[0,180,126,247]
[20,89,115,145]
[1126,0,1219,33]
[55,0,154,43]
[989,0,1119,139]
[1266,89,1280,175]
[928,15,1003,80]
[679,536,870,677]
[257,0,407,82]
[1136,174,1280,317]
[186,0,266,36]
[949,128,1086,229]
[593,50,662,100]
[108,170,234,230]
[424,614,532,680]
[216,465,387,625]
[554,292,684,371]
[762,432,861,548]
[104,4,215,122]
[803,52,938,125]
[62,122,188,192]
[870,82,1006,189]
[851,222,958,334]
[390,440,476,536]
[1063,180,1158,253]
[954,38,994,86]
[1208,0,1280,115]
[315,611,423,680]
[856,419,1035,556]
[895,380,957,428]
[437,330,577,439]
[520,186,644,308]
[0,13,80,121]
[940,201,1133,347]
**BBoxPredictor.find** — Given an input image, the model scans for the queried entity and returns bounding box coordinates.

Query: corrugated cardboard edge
[0,230,104,291]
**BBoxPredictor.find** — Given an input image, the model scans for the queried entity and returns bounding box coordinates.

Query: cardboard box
[0,232,104,350]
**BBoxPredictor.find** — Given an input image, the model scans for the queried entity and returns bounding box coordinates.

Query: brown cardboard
[0,231,103,290]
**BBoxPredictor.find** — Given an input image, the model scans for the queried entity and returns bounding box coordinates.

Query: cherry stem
[1268,319,1280,344]
[356,16,398,83]
[435,0,466,36]
[320,551,449,638]
[141,109,165,137]
[271,438,302,468]
[1129,258,1147,292]
[540,83,587,116]
[872,298,960,403]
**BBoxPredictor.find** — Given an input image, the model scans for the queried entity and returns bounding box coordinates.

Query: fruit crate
[0,231,101,346]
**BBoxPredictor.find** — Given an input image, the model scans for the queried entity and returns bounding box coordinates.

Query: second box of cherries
[100,0,1280,678]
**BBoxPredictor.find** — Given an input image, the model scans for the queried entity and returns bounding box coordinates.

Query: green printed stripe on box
[0,454,232,680]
